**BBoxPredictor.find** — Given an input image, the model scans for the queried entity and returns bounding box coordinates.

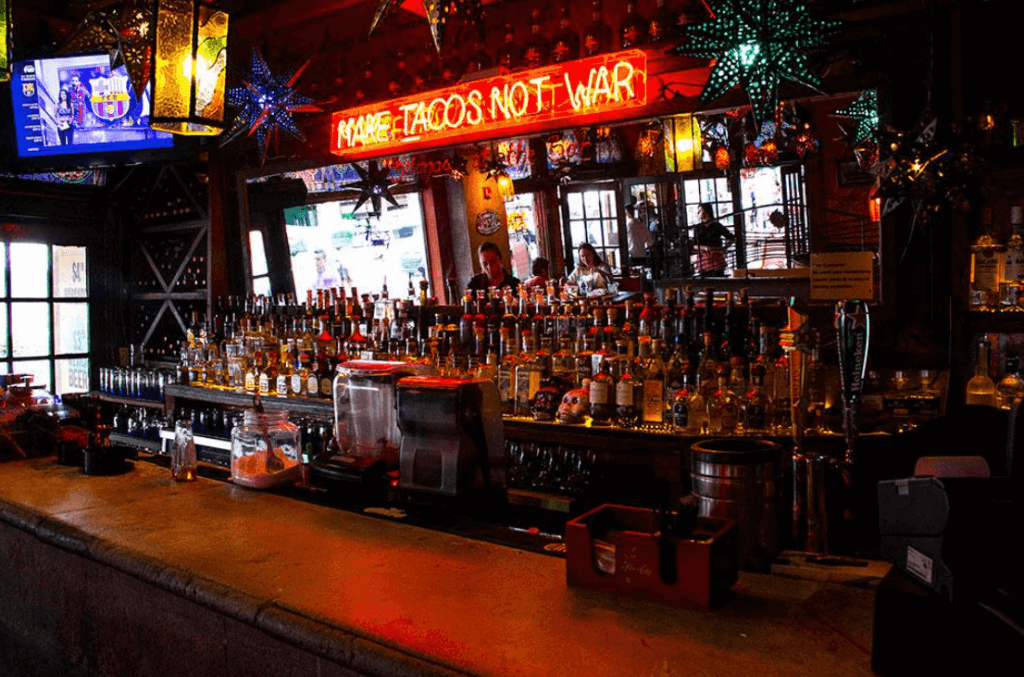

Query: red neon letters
[330,50,647,160]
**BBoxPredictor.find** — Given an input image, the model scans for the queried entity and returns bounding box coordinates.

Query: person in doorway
[523,257,550,290]
[691,202,735,277]
[467,242,520,293]
[313,249,342,289]
[626,202,653,263]
[566,242,612,296]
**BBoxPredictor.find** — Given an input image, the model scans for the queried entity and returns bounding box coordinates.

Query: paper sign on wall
[810,252,875,301]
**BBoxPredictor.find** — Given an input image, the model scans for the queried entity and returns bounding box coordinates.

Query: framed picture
[836,159,874,187]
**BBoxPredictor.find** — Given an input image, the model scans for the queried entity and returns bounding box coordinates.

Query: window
[560,184,622,275]
[248,230,271,296]
[2,242,90,396]
[282,192,430,298]
[505,192,542,280]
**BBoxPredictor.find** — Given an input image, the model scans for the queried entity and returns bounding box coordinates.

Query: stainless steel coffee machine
[396,376,505,497]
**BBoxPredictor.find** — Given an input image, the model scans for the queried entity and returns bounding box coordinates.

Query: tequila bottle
[966,336,997,407]
[707,364,739,434]
[639,337,666,424]
[515,336,544,416]
[743,364,769,433]
[971,208,1005,310]
[589,357,615,425]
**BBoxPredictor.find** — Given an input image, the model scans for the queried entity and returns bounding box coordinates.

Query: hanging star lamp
[1,0,12,83]
[351,161,400,215]
[833,89,879,145]
[151,0,229,135]
[114,0,156,98]
[369,0,482,56]
[223,49,321,165]
[675,0,840,127]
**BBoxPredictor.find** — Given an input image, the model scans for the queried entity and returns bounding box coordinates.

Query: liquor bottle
[665,337,691,408]
[245,352,261,393]
[619,1,648,49]
[771,350,791,432]
[581,0,612,57]
[497,336,519,414]
[515,336,543,416]
[707,364,739,434]
[259,352,277,396]
[967,336,998,406]
[551,1,579,63]
[522,9,550,69]
[638,293,659,338]
[615,348,640,428]
[1003,205,1024,307]
[696,331,718,397]
[275,352,292,398]
[576,335,596,385]
[671,374,694,432]
[589,356,615,425]
[497,24,522,72]
[648,0,677,43]
[640,337,666,424]
[460,294,475,352]
[685,374,708,433]
[997,354,1024,409]
[743,364,769,433]
[552,336,575,382]
[970,208,1006,310]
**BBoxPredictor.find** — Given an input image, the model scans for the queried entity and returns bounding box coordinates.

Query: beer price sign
[330,50,647,161]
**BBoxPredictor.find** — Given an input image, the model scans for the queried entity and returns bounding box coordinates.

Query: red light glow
[331,51,647,161]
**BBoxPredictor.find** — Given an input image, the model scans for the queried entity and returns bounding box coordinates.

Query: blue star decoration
[223,49,322,165]
[351,161,400,216]
[832,90,879,145]
[675,0,840,126]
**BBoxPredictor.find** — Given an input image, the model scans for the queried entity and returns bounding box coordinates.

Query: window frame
[1,240,91,395]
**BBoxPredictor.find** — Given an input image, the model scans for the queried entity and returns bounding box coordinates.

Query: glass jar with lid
[230,409,301,488]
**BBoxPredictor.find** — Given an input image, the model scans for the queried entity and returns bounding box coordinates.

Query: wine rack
[119,163,212,366]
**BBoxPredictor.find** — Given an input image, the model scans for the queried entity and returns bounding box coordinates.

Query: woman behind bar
[467,241,520,292]
[566,242,611,296]
[691,202,735,277]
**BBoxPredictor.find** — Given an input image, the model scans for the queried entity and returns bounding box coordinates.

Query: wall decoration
[370,0,485,56]
[832,90,879,145]
[476,209,502,236]
[349,160,400,215]
[223,48,320,164]
[675,0,840,126]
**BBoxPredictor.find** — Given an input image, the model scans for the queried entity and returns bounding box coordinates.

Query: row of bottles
[966,334,1024,409]
[970,205,1024,309]
[350,0,707,105]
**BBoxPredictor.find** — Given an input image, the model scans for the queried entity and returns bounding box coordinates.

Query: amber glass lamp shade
[496,171,515,202]
[151,0,229,135]
[1,0,12,83]
[666,114,703,173]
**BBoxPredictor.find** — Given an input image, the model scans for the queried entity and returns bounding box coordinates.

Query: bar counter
[1,456,877,677]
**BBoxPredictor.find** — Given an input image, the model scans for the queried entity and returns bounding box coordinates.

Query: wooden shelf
[163,384,334,418]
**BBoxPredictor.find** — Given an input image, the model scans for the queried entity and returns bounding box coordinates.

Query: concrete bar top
[0,457,877,676]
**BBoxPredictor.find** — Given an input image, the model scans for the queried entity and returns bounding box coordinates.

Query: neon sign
[330,50,647,160]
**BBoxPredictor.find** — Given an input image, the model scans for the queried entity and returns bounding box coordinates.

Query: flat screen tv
[6,53,174,166]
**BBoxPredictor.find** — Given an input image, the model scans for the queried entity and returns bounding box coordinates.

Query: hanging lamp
[150,0,229,135]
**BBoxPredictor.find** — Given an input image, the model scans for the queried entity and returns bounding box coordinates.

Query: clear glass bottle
[615,341,640,427]
[576,335,596,386]
[707,364,739,435]
[172,419,198,482]
[685,375,708,434]
[971,208,1006,310]
[640,337,666,424]
[589,356,615,426]
[515,336,543,416]
[771,351,791,433]
[996,354,1024,410]
[497,336,519,414]
[1002,205,1024,307]
[743,364,769,433]
[966,336,998,407]
[671,374,694,432]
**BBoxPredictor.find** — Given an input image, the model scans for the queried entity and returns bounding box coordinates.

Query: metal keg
[690,438,781,570]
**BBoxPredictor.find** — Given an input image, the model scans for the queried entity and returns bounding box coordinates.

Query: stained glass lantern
[151,0,229,135]
[1,0,12,83]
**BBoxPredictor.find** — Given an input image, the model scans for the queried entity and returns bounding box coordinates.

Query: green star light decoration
[833,90,879,144]
[676,0,840,126]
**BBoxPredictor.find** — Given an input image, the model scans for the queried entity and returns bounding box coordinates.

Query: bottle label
[642,380,663,423]
[291,373,304,396]
[590,381,609,405]
[307,375,319,396]
[258,373,270,395]
[276,375,289,397]
[615,380,634,407]
[973,250,1002,291]
[244,372,256,392]
[320,377,333,397]
[672,398,689,429]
